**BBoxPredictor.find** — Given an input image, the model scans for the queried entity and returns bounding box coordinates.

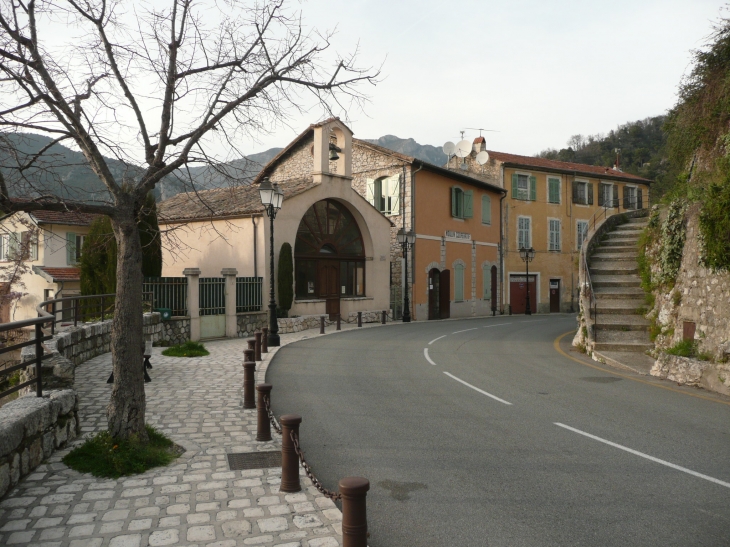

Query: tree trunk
[107,200,147,440]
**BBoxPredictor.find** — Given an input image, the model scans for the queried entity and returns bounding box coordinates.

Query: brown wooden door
[318,261,340,318]
[490,266,498,313]
[549,279,560,313]
[428,269,440,320]
[510,275,536,314]
[439,269,451,319]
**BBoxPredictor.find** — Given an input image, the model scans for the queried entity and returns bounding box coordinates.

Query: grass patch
[665,339,711,360]
[161,341,209,357]
[63,426,180,478]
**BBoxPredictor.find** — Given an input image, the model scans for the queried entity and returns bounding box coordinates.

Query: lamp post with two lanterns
[518,246,536,316]
[396,228,416,322]
[259,177,284,347]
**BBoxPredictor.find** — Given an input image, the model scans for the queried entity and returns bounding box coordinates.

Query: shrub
[161,341,209,357]
[277,242,293,313]
[63,426,179,478]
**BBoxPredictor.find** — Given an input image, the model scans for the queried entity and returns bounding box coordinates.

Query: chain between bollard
[290,429,342,501]
[263,394,282,434]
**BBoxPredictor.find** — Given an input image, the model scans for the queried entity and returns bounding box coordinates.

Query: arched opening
[295,199,365,316]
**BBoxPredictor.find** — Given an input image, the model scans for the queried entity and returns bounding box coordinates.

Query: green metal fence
[199,277,226,316]
[236,277,263,313]
[143,277,188,316]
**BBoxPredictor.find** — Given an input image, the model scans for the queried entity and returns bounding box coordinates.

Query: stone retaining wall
[0,389,79,498]
[277,310,389,334]
[236,313,268,338]
[161,317,191,346]
[651,353,730,396]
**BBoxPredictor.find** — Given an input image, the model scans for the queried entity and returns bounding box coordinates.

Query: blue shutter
[451,187,458,217]
[481,195,491,224]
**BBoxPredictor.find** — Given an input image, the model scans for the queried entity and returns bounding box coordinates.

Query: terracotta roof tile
[157,179,318,223]
[486,150,652,183]
[38,267,80,281]
[31,210,101,226]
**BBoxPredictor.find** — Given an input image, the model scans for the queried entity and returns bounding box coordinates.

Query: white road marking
[521,319,548,323]
[443,372,512,405]
[452,328,478,334]
[554,423,730,489]
[483,323,512,328]
[428,335,447,345]
[423,348,437,366]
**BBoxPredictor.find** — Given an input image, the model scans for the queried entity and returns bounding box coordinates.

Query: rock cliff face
[645,204,730,395]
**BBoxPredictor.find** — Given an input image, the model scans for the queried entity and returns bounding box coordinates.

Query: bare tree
[0,0,377,440]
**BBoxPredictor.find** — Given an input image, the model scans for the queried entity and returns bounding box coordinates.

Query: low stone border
[651,353,730,396]
[0,389,80,498]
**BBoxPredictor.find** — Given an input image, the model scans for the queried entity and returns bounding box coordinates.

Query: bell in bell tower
[312,118,353,183]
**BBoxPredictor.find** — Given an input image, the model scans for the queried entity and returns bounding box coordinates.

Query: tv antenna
[466,128,500,137]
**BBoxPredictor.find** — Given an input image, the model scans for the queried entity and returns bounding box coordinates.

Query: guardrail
[36,294,117,335]
[0,316,54,399]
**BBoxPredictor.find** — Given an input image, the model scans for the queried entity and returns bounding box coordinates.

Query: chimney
[473,136,486,154]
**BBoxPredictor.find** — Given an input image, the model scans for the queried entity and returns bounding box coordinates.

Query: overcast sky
[244,0,725,157]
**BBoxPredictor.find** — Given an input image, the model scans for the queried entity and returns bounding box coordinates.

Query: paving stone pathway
[0,321,384,547]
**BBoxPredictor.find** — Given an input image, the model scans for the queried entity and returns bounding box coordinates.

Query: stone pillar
[222,268,238,338]
[184,268,201,342]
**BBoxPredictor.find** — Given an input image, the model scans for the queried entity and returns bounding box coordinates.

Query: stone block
[0,462,10,497]
[29,438,43,468]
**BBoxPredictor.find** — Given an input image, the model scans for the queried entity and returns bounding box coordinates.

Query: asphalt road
[267,315,730,547]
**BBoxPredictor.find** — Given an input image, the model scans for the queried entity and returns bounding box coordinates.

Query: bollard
[261,327,269,353]
[339,477,370,547]
[320,315,325,334]
[247,339,256,355]
[336,313,341,331]
[243,349,256,409]
[381,310,386,324]
[357,311,362,328]
[256,383,273,442]
[280,414,302,492]
[254,330,262,361]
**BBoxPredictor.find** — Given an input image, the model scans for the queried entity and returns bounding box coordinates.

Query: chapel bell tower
[312,118,353,183]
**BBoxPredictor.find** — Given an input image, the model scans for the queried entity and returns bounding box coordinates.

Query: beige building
[158,119,393,324]
[454,138,652,314]
[0,209,97,322]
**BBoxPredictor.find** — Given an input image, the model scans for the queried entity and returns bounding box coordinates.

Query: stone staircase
[588,217,655,374]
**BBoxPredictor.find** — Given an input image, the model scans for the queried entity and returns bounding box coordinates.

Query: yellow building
[456,138,652,314]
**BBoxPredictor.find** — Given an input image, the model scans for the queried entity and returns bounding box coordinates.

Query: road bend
[267,315,730,547]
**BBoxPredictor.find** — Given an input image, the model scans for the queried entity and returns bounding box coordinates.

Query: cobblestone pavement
[0,320,386,547]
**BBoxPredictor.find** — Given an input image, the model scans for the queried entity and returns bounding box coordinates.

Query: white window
[0,234,8,261]
[367,175,400,215]
[577,221,589,250]
[21,231,38,261]
[518,217,531,250]
[549,219,561,251]
[599,183,614,207]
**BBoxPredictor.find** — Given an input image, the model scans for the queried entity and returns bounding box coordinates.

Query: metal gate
[199,277,226,339]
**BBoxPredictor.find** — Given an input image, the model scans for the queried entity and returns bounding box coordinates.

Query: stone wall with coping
[161,317,191,346]
[236,313,268,338]
[0,389,79,498]
[651,353,730,396]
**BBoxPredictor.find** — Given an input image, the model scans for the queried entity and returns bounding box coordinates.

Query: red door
[510,275,536,314]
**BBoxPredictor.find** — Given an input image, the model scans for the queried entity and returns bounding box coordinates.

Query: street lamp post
[396,228,416,322]
[259,177,284,347]
[519,247,536,316]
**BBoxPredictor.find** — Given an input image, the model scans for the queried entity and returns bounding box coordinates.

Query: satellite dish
[443,141,455,156]
[455,140,471,158]
[476,151,490,165]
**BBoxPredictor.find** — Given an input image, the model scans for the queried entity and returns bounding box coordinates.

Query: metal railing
[236,277,263,313]
[200,277,226,316]
[0,316,53,399]
[143,277,187,316]
[37,294,116,335]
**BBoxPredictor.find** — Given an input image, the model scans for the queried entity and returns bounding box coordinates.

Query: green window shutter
[598,184,605,206]
[511,173,518,199]
[463,190,473,218]
[66,231,76,265]
[572,180,578,203]
[613,184,619,207]
[481,195,491,224]
[451,187,458,217]
[366,179,375,206]
[623,186,629,209]
[529,176,537,201]
[637,188,643,209]
[587,183,594,205]
[548,179,559,203]
[388,174,400,216]
[455,265,464,301]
